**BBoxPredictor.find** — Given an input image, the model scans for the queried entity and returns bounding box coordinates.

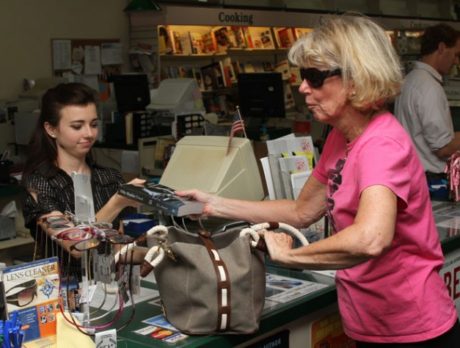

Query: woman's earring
[50,134,56,138]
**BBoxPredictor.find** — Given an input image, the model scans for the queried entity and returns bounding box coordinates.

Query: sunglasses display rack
[31,215,142,339]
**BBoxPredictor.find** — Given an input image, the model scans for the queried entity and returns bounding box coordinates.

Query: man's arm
[435,131,460,159]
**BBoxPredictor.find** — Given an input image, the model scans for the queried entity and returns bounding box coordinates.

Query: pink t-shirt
[313,112,457,343]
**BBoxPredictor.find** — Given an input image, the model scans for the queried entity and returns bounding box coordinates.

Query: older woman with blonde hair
[178,15,460,346]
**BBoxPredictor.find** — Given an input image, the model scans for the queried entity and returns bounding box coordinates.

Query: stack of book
[261,133,317,200]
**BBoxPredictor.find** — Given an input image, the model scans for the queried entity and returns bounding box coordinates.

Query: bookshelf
[126,4,460,118]
[155,24,301,86]
[129,18,311,116]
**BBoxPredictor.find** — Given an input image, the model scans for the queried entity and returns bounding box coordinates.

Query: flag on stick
[226,106,247,155]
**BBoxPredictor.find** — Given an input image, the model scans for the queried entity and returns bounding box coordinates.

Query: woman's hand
[262,231,293,264]
[175,189,220,218]
[127,178,146,187]
[114,178,146,209]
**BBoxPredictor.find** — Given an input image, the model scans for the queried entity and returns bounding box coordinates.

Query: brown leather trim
[140,261,154,277]
[199,233,231,331]
[267,222,279,230]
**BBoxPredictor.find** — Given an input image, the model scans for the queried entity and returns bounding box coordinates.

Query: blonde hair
[288,14,402,111]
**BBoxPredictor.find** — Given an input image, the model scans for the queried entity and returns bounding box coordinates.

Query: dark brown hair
[22,82,97,178]
[420,24,460,56]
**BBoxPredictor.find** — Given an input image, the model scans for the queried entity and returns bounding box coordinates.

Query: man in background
[395,24,460,178]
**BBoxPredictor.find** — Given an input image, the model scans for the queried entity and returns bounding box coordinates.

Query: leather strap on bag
[199,232,232,332]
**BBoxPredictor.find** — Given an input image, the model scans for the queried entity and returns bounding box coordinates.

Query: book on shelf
[2,257,60,343]
[231,59,242,76]
[229,26,247,48]
[192,67,205,90]
[248,27,275,49]
[275,27,297,49]
[189,31,205,54]
[158,25,174,54]
[118,183,204,217]
[275,60,302,85]
[179,33,193,55]
[289,66,303,85]
[294,27,313,40]
[240,61,274,73]
[178,65,195,79]
[220,57,237,87]
[275,59,291,80]
[283,82,295,109]
[169,29,184,54]
[212,26,237,52]
[163,65,180,79]
[201,31,217,53]
[261,29,275,49]
[241,26,254,48]
[200,62,225,90]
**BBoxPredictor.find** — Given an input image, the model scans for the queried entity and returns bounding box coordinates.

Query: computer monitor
[451,106,460,131]
[237,72,285,120]
[111,74,150,114]
[14,111,40,145]
[147,78,205,114]
[160,136,265,201]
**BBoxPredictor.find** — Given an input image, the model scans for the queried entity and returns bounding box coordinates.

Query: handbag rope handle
[114,225,169,265]
[240,222,309,250]
[140,245,165,277]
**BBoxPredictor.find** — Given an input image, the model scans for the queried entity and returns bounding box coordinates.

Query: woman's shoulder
[22,168,71,193]
[22,164,60,186]
[359,113,412,153]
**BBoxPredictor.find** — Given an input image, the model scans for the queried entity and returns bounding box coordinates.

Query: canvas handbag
[140,221,308,335]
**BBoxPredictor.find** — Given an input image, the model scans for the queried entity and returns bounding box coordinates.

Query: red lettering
[444,271,452,297]
[454,266,460,300]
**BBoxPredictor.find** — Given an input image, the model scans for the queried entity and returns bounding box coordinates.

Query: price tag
[95,329,117,348]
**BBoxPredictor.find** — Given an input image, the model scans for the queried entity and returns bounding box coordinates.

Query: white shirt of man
[395,61,454,173]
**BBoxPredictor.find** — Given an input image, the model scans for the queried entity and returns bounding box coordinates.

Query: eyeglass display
[32,208,163,337]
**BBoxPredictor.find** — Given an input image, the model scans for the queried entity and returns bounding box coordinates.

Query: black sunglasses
[299,68,342,88]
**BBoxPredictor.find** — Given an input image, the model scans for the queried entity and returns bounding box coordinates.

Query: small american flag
[226,106,247,155]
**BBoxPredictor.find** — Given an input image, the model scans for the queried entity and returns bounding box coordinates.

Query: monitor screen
[237,72,285,120]
[14,111,40,146]
[451,106,460,131]
[111,74,150,114]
